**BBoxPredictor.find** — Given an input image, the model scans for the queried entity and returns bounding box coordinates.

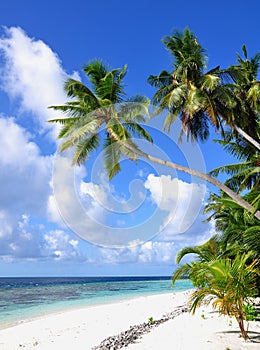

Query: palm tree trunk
[114,139,260,220]
[136,148,260,220]
[235,299,249,340]
[233,125,260,151]
[235,314,249,340]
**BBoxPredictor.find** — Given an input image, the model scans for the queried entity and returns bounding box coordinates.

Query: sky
[0,0,259,277]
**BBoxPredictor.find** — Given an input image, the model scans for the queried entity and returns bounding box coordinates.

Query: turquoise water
[0,277,193,328]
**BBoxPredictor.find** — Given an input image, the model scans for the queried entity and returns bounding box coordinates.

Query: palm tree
[49,60,152,179]
[171,235,223,288]
[227,45,260,145]
[49,60,260,220]
[209,130,260,193]
[204,193,260,258]
[188,253,259,340]
[148,28,260,149]
[172,207,259,339]
[175,234,222,265]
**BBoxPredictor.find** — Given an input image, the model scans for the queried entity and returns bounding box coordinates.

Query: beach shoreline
[0,276,193,331]
[0,290,190,349]
[0,290,259,350]
[0,289,182,331]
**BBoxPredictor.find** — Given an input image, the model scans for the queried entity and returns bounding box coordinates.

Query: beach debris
[92,306,188,349]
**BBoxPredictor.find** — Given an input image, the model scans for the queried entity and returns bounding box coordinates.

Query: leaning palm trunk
[233,125,260,151]
[108,129,260,220]
[236,314,249,340]
[136,148,260,220]
[49,59,260,221]
[234,298,249,340]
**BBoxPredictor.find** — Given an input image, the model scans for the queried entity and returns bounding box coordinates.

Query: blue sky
[0,0,259,276]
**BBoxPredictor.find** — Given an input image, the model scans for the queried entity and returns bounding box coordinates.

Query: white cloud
[0,211,86,262]
[0,213,43,260]
[0,28,89,263]
[96,219,215,266]
[0,117,52,215]
[0,27,215,268]
[44,230,82,260]
[47,194,66,227]
[0,210,12,239]
[144,174,206,237]
[98,240,177,265]
[0,27,68,140]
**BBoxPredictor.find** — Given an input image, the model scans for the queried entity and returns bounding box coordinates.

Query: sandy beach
[0,290,259,350]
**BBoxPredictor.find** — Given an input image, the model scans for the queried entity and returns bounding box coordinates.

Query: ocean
[0,276,193,328]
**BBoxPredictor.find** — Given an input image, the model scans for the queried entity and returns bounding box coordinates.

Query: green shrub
[148,317,154,324]
[243,304,259,321]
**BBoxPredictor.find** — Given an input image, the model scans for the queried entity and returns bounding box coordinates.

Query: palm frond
[48,116,80,124]
[199,73,220,91]
[171,263,192,285]
[123,122,153,143]
[162,111,179,132]
[83,59,109,87]
[103,137,121,179]
[176,247,200,264]
[148,70,174,88]
[72,134,99,166]
[209,161,254,177]
[64,79,98,102]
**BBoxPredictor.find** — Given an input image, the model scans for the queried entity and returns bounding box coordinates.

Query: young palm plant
[171,235,223,288]
[172,215,260,339]
[188,253,259,340]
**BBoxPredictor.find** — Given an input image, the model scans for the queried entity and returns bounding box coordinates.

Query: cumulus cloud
[0,117,52,215]
[97,240,177,265]
[144,174,206,237]
[43,229,82,260]
[0,212,44,261]
[0,211,85,262]
[0,28,86,263]
[0,27,214,268]
[96,220,215,266]
[0,26,68,140]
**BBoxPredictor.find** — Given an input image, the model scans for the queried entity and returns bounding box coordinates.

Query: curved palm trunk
[233,125,260,151]
[235,299,249,340]
[115,138,260,220]
[137,149,260,220]
[236,316,249,340]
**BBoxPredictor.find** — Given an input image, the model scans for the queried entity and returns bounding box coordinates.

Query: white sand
[127,303,260,350]
[0,290,259,350]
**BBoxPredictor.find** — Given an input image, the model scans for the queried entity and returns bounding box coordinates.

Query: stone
[91,304,188,350]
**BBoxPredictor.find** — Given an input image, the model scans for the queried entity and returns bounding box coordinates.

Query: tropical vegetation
[49,28,260,340]
[171,119,260,340]
[48,48,260,218]
[49,60,152,179]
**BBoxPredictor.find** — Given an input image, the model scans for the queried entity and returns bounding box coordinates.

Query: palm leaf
[84,60,108,87]
[72,134,99,166]
[171,263,192,285]
[103,137,121,180]
[64,79,98,102]
[123,122,153,143]
[199,73,220,90]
